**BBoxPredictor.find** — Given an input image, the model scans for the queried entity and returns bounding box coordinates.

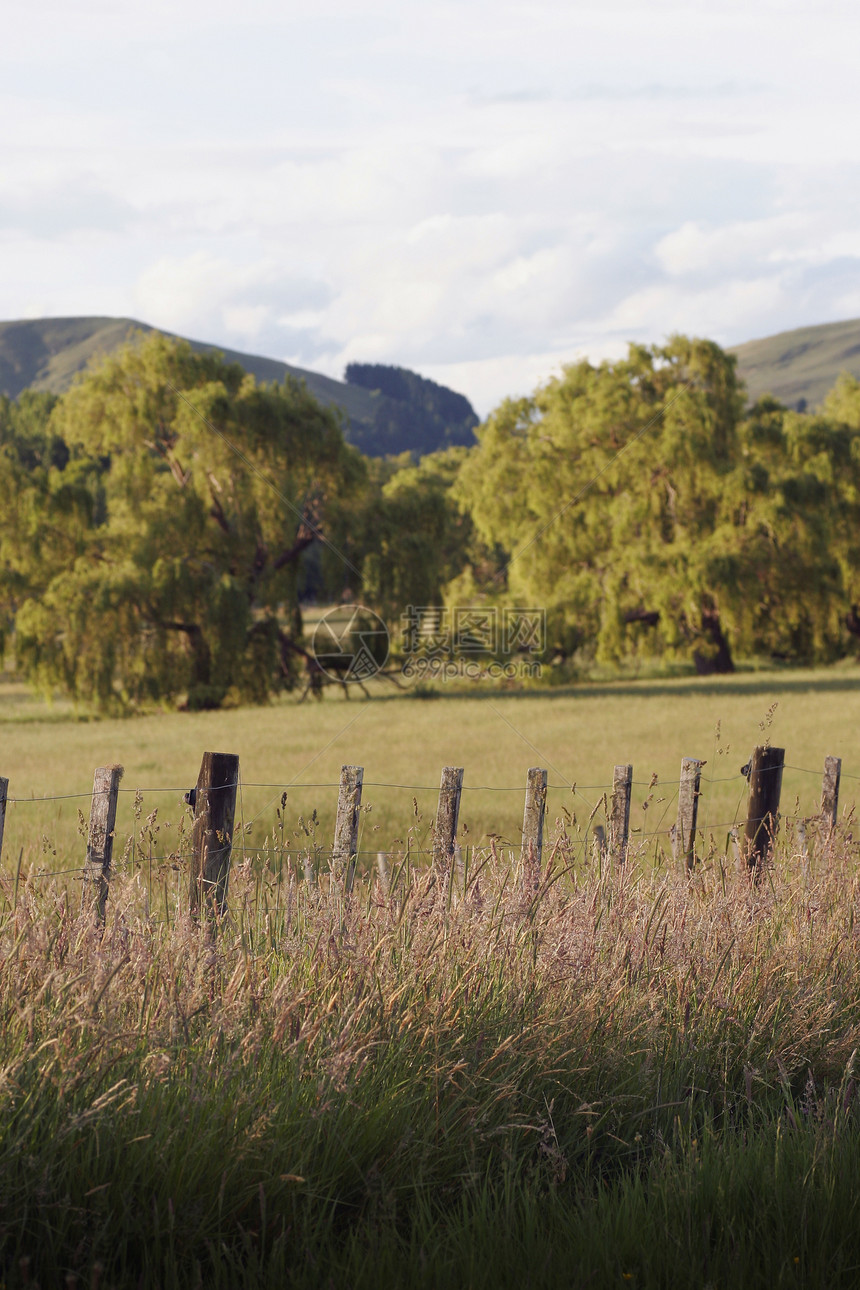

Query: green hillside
[0,316,477,457]
[8,312,860,443]
[731,317,860,410]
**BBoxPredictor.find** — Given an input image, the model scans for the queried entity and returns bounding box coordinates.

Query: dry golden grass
[4,821,860,1285]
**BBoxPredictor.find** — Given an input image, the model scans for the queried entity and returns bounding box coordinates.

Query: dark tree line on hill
[2,332,860,711]
[344,362,478,457]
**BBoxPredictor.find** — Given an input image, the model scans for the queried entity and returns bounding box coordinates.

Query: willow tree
[816,375,860,646]
[455,338,860,673]
[358,447,473,626]
[12,335,365,709]
[723,396,849,663]
[455,337,749,672]
[0,391,96,662]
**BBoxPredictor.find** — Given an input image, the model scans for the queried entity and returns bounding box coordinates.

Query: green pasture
[3,663,860,877]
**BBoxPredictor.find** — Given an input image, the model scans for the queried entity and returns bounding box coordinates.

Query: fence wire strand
[0,761,847,813]
[2,754,853,888]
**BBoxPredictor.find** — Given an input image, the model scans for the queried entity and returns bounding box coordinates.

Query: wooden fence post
[673,758,704,869]
[521,767,548,869]
[189,752,239,919]
[821,756,841,833]
[333,765,364,895]
[453,844,466,898]
[744,745,784,877]
[0,776,7,868]
[82,764,124,922]
[433,767,464,868]
[609,764,633,863]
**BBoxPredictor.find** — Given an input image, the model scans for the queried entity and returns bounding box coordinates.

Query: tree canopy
[454,337,860,673]
[4,330,860,708]
[5,335,365,709]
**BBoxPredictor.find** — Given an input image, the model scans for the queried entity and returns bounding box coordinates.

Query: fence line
[10,773,756,802]
[9,777,762,807]
[1,747,853,916]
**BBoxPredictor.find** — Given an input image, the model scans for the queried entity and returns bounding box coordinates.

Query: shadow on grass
[3,665,859,724]
[363,668,860,706]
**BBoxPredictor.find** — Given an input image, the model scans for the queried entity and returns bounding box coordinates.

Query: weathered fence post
[189,752,239,919]
[333,765,364,895]
[609,764,633,863]
[521,767,548,869]
[82,764,124,922]
[821,756,841,834]
[453,844,466,898]
[0,776,7,867]
[743,745,784,878]
[673,758,704,869]
[433,766,464,868]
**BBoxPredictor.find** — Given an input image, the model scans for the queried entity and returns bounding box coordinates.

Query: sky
[3,0,860,415]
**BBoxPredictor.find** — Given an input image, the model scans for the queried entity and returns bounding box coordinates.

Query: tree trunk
[183,625,224,709]
[623,609,660,627]
[693,606,734,675]
[845,606,860,640]
[184,625,212,689]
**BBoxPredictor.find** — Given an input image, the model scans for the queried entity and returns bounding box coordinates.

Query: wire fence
[8,762,820,805]
[2,770,771,804]
[0,747,852,891]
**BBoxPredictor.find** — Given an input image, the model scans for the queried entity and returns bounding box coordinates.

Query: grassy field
[4,665,860,1286]
[3,664,860,882]
[3,825,860,1287]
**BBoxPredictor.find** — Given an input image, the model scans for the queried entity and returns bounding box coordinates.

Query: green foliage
[455,338,860,673]
[8,326,860,704]
[359,447,473,625]
[5,334,365,710]
[0,390,65,468]
[0,391,96,662]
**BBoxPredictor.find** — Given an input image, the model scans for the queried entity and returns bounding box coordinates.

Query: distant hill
[17,312,860,442]
[0,316,478,458]
[731,318,860,411]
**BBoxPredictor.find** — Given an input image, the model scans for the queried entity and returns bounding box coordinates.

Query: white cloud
[2,0,860,413]
[600,277,788,345]
[133,252,332,355]
[655,217,810,278]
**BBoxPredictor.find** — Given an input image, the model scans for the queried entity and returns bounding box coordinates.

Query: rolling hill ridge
[0,316,478,459]
[4,314,860,453]
[729,317,860,410]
